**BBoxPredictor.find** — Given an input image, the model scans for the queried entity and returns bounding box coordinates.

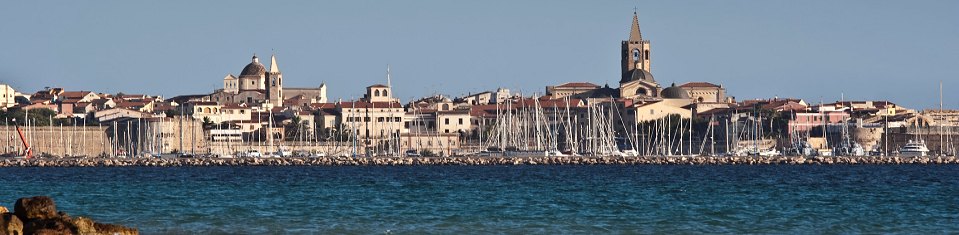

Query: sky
[1,0,957,109]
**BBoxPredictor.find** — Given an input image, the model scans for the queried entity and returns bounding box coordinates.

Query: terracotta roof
[59,91,94,98]
[678,82,721,88]
[338,101,402,109]
[310,103,336,109]
[555,82,599,88]
[189,101,219,106]
[437,109,471,115]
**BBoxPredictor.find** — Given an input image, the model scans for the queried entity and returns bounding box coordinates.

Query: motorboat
[898,140,930,157]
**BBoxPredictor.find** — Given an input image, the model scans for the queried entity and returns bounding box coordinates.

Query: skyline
[1,0,958,109]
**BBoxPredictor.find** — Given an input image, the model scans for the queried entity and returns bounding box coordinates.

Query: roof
[310,103,336,109]
[621,69,655,84]
[189,101,219,106]
[661,84,691,99]
[269,54,280,73]
[555,82,599,88]
[678,82,721,88]
[367,84,389,88]
[339,101,402,109]
[628,12,642,41]
[59,91,94,98]
[165,94,208,103]
[437,109,471,115]
[240,55,266,76]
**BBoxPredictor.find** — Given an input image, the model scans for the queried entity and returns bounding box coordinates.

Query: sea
[1,165,957,234]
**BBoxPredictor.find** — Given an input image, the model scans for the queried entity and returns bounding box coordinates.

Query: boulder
[71,217,138,235]
[23,218,77,235]
[92,222,138,235]
[0,213,23,235]
[15,196,58,221]
[0,206,7,214]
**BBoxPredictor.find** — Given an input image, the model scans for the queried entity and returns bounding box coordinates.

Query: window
[374,90,380,97]
[383,90,388,97]
[458,118,463,125]
[445,118,449,125]
[394,117,401,122]
[378,117,384,122]
[645,50,649,60]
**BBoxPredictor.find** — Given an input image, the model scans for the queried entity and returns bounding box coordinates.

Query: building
[546,82,601,99]
[618,11,660,99]
[211,54,326,110]
[678,82,729,103]
[0,84,17,108]
[400,133,460,156]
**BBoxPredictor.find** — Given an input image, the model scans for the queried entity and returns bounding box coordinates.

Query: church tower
[618,10,660,98]
[267,54,284,107]
[621,10,651,83]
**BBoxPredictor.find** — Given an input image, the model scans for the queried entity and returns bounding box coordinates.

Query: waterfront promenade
[1,155,957,167]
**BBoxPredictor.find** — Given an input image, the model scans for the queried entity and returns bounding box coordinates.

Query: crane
[13,119,32,158]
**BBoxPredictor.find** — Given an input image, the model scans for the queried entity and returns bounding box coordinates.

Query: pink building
[787,111,849,133]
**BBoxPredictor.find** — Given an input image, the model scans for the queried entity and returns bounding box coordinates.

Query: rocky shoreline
[0,196,137,235]
[0,155,957,167]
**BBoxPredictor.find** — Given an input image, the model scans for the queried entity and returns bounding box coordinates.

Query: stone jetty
[0,155,957,167]
[0,196,137,235]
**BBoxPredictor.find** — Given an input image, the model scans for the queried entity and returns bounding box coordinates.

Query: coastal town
[2,12,957,161]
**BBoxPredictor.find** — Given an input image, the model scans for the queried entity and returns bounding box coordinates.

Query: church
[209,54,327,108]
[546,11,729,105]
[547,11,678,100]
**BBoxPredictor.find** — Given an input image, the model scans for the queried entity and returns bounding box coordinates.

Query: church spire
[269,54,280,73]
[629,10,642,41]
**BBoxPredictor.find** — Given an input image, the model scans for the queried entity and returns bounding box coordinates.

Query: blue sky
[1,0,957,109]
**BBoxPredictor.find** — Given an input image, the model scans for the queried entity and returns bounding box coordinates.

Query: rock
[23,218,77,235]
[0,213,23,235]
[72,217,138,235]
[15,196,59,221]
[68,218,94,234]
[0,206,7,214]
[92,222,138,235]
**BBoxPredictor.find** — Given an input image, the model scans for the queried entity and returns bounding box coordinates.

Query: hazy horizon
[1,0,957,109]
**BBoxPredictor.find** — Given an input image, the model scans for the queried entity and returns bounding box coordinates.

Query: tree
[0,108,64,126]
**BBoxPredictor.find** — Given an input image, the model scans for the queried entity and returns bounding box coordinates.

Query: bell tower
[621,10,651,82]
[267,54,284,107]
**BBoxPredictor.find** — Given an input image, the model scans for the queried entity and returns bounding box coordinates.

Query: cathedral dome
[621,68,655,83]
[240,55,266,76]
[661,83,690,99]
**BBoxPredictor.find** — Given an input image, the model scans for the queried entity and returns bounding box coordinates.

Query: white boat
[899,140,930,157]
[238,150,262,158]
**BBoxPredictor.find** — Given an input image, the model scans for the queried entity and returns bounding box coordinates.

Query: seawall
[1,155,957,167]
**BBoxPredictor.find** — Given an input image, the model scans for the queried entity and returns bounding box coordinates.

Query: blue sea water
[1,165,958,234]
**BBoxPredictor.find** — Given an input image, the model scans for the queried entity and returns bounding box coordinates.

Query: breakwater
[1,155,957,167]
